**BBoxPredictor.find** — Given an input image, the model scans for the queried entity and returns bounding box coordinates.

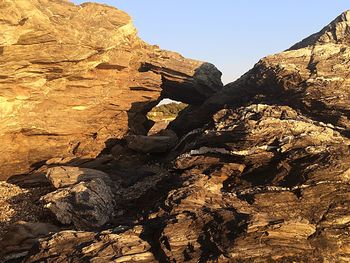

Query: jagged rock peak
[171,10,350,137]
[290,9,350,49]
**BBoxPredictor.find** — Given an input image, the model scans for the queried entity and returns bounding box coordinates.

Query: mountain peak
[289,10,350,50]
[339,9,350,21]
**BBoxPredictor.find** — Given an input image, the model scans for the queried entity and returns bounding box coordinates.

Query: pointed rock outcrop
[290,10,350,49]
[171,10,350,137]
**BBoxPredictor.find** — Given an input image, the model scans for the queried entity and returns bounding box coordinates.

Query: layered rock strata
[1,2,350,263]
[0,0,222,180]
[170,10,350,138]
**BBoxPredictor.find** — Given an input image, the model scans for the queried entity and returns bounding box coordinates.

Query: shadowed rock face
[0,0,222,180]
[163,104,350,261]
[18,105,350,262]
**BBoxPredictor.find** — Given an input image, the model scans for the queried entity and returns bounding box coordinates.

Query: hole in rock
[146,98,188,135]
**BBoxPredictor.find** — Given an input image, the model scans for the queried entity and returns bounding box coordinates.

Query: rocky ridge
[170,10,350,137]
[0,2,350,263]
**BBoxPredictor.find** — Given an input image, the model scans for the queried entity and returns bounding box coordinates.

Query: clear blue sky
[72,0,349,84]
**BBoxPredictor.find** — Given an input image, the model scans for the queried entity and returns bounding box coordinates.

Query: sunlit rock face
[1,3,350,263]
[0,0,222,180]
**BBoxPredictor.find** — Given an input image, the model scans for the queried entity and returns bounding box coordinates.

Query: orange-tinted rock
[0,0,222,180]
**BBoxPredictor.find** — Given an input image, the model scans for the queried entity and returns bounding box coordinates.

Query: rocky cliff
[170,10,350,138]
[0,0,222,180]
[0,2,349,263]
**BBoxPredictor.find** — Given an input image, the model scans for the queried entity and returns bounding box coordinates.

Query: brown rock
[46,166,111,188]
[126,130,178,153]
[170,10,350,137]
[0,0,222,180]
[2,4,350,263]
[25,227,155,263]
[19,103,350,262]
[160,104,350,262]
[41,178,115,229]
[0,221,58,261]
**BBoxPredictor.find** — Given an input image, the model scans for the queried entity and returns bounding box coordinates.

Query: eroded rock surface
[0,0,222,180]
[20,103,350,262]
[46,166,111,188]
[1,3,350,263]
[163,104,350,261]
[170,10,350,137]
[42,178,115,230]
[0,221,58,261]
[126,129,178,153]
[25,227,156,263]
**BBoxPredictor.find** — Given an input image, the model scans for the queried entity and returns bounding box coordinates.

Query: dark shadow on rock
[0,185,57,249]
[127,100,159,136]
[198,209,249,262]
[2,62,224,261]
[140,62,223,106]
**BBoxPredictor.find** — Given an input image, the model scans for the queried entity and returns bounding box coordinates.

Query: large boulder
[41,178,115,229]
[0,0,223,180]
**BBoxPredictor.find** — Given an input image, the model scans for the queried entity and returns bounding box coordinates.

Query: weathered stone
[1,3,350,263]
[159,104,350,262]
[41,178,115,229]
[126,131,178,154]
[170,10,350,137]
[16,102,350,262]
[0,0,223,180]
[25,226,155,263]
[46,166,111,188]
[0,221,58,261]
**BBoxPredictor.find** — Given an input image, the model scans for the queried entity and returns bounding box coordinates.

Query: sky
[72,0,349,84]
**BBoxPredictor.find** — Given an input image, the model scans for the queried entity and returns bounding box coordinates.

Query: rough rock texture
[0,0,222,180]
[161,104,350,262]
[170,10,350,138]
[126,129,178,153]
[0,221,58,261]
[46,166,111,188]
[1,4,350,263]
[42,178,115,229]
[19,104,350,262]
[25,227,156,263]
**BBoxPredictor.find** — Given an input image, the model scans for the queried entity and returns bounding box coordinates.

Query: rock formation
[0,0,222,180]
[0,1,349,263]
[26,227,156,262]
[0,221,59,261]
[170,10,350,138]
